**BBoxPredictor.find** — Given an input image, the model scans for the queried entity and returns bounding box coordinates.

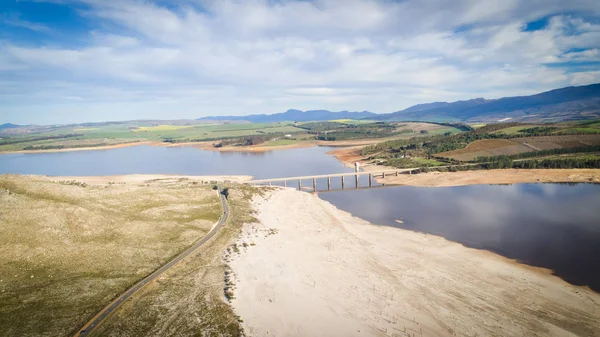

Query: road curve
[76,185,230,337]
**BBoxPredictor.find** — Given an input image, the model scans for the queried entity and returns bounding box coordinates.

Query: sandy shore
[0,141,154,154]
[377,168,600,187]
[40,174,252,184]
[228,188,600,337]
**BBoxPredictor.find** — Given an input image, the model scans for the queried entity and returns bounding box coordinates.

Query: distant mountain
[198,109,377,123]
[376,83,600,122]
[0,123,22,129]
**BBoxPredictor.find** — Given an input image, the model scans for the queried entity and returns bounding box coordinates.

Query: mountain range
[197,109,376,123]
[375,83,600,122]
[198,83,600,123]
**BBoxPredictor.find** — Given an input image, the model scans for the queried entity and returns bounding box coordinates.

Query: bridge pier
[248,169,416,191]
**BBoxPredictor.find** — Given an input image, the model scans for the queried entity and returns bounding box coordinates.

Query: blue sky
[1,0,600,124]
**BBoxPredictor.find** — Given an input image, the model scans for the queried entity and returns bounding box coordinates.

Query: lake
[0,145,353,178]
[1,145,599,291]
[319,183,600,292]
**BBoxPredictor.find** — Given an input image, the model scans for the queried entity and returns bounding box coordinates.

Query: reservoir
[319,183,600,292]
[0,145,353,178]
[1,145,599,291]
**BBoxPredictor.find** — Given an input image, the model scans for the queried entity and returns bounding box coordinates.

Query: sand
[45,174,252,185]
[377,168,600,187]
[228,188,600,337]
[0,141,154,154]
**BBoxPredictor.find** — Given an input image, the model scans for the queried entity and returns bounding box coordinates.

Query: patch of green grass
[492,125,536,135]
[557,127,600,134]
[411,157,446,166]
[264,139,302,146]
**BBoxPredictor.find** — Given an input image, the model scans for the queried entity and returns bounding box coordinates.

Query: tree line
[1,133,84,146]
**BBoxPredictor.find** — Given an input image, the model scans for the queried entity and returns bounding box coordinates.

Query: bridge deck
[248,168,417,184]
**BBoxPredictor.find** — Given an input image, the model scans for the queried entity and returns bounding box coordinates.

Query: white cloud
[1,14,51,32]
[1,0,600,123]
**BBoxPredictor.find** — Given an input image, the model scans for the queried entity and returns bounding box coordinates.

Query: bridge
[248,168,418,192]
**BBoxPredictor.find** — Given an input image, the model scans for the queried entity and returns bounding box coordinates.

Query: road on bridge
[76,184,230,337]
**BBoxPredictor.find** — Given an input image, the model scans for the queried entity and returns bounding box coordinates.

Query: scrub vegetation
[361,120,600,170]
[88,184,263,337]
[0,175,226,337]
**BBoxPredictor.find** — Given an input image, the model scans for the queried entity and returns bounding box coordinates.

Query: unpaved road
[76,185,230,336]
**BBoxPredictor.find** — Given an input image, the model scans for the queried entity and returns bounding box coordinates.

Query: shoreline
[0,136,408,155]
[228,188,600,337]
[376,168,600,186]
[10,174,253,185]
[0,141,156,155]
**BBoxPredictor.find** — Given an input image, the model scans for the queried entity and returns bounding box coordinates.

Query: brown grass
[0,175,222,337]
[439,139,532,161]
[439,135,600,161]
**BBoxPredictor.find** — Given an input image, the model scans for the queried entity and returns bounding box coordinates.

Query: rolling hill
[0,123,22,129]
[197,109,377,123]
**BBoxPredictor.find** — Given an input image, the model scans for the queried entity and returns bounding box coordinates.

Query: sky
[1,0,600,124]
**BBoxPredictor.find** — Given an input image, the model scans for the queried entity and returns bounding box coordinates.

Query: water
[1,146,599,291]
[0,145,353,178]
[319,183,600,292]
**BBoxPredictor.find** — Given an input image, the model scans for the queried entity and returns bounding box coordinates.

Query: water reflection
[319,183,600,292]
[0,145,352,179]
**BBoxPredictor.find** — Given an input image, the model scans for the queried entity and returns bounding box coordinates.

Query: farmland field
[438,135,600,161]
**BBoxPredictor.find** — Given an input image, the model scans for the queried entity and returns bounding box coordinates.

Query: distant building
[284,134,292,138]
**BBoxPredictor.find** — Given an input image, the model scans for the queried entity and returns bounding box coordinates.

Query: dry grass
[0,175,223,337]
[439,139,531,161]
[88,184,265,337]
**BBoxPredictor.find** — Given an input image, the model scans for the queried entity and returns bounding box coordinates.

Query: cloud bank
[1,0,600,123]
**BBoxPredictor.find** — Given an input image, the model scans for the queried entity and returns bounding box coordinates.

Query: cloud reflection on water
[320,183,600,292]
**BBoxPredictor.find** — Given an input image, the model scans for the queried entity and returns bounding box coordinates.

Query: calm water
[1,146,599,291]
[320,183,600,292]
[0,145,353,178]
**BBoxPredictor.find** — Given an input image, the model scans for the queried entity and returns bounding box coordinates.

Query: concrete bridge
[248,168,417,192]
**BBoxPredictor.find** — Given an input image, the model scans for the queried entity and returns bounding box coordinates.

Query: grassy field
[438,135,600,161]
[491,125,535,134]
[0,175,227,337]
[491,120,600,136]
[0,122,306,152]
[0,120,465,152]
[87,184,263,337]
[133,125,196,132]
[263,139,303,146]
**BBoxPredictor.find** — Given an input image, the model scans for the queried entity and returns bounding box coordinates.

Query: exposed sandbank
[0,141,154,155]
[377,168,600,187]
[228,189,600,337]
[39,174,252,185]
